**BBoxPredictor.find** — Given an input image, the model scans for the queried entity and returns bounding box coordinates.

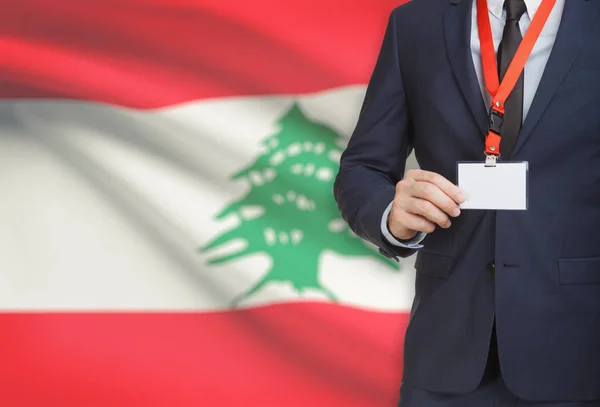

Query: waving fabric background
[0,1,419,406]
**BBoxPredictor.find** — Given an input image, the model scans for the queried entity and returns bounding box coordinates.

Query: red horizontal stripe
[2,0,407,108]
[0,303,408,407]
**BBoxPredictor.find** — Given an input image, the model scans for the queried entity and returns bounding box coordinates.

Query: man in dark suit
[333,0,600,405]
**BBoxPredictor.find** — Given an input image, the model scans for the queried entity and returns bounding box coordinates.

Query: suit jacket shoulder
[390,0,451,54]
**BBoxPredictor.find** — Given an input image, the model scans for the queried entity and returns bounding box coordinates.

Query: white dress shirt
[381,0,565,248]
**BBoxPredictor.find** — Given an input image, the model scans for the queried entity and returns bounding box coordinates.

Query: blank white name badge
[457,162,529,210]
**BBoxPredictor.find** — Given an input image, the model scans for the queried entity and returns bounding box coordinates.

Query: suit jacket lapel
[444,0,489,137]
[513,0,600,156]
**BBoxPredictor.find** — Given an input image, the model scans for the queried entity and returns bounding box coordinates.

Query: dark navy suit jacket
[334,0,600,401]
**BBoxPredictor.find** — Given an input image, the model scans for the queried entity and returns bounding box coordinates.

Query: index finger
[407,170,465,204]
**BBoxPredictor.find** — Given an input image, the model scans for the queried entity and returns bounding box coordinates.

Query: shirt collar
[487,0,543,20]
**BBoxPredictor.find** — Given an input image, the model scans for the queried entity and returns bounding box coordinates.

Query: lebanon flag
[1,1,419,406]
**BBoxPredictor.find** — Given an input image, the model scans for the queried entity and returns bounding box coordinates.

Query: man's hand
[388,170,466,241]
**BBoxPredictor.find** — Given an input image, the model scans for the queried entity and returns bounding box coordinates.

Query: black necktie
[497,0,527,160]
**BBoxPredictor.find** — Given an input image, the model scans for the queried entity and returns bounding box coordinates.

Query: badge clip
[485,154,498,167]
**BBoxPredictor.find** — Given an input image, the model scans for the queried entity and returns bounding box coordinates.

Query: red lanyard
[477,0,556,158]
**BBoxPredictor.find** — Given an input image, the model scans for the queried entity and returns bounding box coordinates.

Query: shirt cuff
[380,201,426,249]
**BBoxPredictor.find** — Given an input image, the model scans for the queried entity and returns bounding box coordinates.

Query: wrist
[387,211,418,241]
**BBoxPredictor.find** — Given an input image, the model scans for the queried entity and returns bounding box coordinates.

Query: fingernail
[444,221,452,228]
[456,193,466,203]
[453,208,461,217]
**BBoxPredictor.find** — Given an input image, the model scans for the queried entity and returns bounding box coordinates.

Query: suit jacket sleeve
[333,9,416,260]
